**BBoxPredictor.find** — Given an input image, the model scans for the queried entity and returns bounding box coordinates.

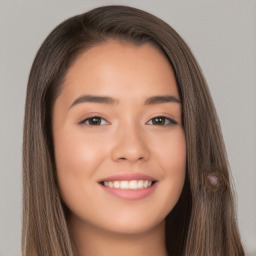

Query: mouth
[97,173,158,200]
[99,180,157,190]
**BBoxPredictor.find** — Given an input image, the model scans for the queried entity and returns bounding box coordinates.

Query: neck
[68,217,168,256]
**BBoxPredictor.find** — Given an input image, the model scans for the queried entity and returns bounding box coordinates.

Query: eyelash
[79,116,177,126]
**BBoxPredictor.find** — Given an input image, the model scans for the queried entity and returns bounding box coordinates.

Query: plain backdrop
[0,0,255,255]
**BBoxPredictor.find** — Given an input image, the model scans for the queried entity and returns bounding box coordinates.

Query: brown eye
[147,116,177,126]
[80,116,109,126]
[152,117,165,125]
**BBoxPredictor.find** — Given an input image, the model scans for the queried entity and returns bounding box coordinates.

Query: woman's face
[53,40,186,235]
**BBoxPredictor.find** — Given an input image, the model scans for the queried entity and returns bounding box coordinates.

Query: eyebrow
[144,95,181,105]
[69,94,181,109]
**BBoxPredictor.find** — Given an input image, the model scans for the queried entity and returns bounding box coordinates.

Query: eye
[80,116,109,126]
[146,116,177,126]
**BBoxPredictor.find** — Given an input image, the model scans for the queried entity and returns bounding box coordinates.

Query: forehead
[60,40,179,104]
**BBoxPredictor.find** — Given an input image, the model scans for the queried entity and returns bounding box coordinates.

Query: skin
[53,40,186,256]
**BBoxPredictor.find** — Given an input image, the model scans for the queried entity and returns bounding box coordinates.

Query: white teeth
[129,180,137,189]
[102,180,154,190]
[113,181,120,188]
[143,180,149,188]
[120,181,129,189]
[138,180,144,189]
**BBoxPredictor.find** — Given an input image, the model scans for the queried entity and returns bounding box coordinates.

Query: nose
[111,123,150,163]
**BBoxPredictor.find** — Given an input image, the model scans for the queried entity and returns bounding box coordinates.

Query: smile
[98,173,158,200]
[100,180,155,190]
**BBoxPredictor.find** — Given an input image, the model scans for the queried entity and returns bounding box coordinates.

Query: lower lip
[99,183,158,200]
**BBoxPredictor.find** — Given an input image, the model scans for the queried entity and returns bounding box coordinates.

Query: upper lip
[98,173,157,182]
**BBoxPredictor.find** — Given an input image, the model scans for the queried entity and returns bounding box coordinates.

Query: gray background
[0,0,255,255]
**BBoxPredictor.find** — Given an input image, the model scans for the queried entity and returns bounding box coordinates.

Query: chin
[95,210,167,236]
[102,220,165,236]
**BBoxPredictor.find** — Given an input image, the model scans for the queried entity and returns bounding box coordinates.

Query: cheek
[53,129,106,202]
[55,134,97,173]
[154,128,186,173]
[154,128,186,211]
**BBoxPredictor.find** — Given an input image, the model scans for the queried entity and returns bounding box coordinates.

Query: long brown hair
[22,5,244,255]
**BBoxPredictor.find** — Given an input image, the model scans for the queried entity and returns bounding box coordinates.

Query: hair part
[23,5,244,256]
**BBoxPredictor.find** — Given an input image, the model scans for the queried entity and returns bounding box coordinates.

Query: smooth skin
[53,40,186,256]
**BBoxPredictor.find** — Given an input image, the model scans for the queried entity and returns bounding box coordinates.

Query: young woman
[22,5,245,256]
